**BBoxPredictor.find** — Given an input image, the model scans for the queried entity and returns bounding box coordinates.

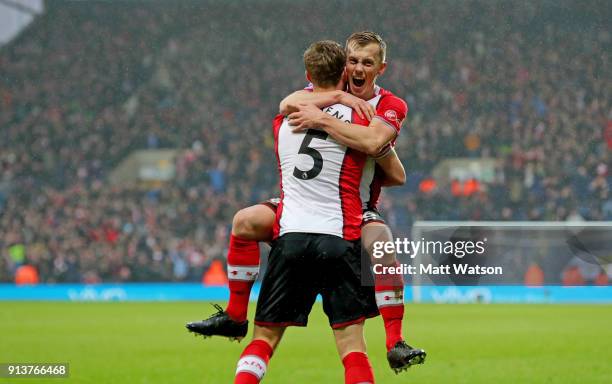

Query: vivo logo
[67,287,127,301]
[429,287,492,303]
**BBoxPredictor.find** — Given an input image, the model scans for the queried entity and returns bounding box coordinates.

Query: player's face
[346,42,387,100]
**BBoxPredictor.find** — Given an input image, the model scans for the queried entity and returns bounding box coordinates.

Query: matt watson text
[373,263,503,276]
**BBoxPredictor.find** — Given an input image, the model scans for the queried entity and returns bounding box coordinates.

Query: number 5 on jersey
[293,129,329,180]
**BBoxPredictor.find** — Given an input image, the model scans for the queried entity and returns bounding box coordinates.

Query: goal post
[408,221,612,303]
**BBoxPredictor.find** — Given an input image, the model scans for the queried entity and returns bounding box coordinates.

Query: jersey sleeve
[374,95,408,135]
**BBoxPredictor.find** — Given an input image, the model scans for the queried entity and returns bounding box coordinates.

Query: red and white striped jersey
[360,86,408,210]
[272,103,368,240]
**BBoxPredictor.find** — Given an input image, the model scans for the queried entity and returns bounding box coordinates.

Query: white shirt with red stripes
[273,103,367,240]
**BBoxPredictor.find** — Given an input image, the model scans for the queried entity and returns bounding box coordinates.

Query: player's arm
[280,90,338,114]
[375,148,406,186]
[280,90,375,120]
[288,103,396,156]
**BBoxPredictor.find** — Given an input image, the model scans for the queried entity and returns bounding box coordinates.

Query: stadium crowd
[0,0,610,282]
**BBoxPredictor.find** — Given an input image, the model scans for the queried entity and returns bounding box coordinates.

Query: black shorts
[254,233,379,329]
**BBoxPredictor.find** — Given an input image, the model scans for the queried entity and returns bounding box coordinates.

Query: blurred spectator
[524,263,544,287]
[0,0,609,282]
[15,265,39,285]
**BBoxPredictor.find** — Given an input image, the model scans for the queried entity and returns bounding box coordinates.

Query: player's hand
[288,103,327,132]
[338,92,375,121]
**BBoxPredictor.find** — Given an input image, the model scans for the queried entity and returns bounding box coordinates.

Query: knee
[232,205,275,241]
[232,208,256,239]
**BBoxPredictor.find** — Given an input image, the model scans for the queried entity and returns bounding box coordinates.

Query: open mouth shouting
[351,76,366,91]
[353,77,365,86]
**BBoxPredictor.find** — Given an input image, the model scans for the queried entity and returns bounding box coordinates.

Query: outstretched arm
[280,90,375,120]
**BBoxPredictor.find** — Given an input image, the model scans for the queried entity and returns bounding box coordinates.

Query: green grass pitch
[0,302,610,383]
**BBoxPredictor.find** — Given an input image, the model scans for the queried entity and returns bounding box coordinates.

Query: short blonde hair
[346,31,387,63]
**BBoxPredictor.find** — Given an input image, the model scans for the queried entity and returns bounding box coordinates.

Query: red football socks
[234,340,273,384]
[226,234,260,322]
[342,352,375,384]
[374,264,405,351]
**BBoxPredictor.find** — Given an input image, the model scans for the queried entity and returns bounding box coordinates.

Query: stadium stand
[0,0,609,282]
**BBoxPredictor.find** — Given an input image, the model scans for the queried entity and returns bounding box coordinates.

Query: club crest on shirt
[384,109,399,124]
